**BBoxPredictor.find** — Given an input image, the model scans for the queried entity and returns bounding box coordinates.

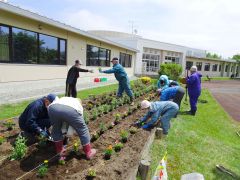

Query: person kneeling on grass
[134,100,179,135]
[48,97,96,160]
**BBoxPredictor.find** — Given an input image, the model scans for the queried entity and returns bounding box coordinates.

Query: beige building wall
[0,10,136,83]
[186,57,237,77]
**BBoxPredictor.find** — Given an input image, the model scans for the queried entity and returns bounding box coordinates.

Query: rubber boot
[83,143,96,160]
[54,140,66,158]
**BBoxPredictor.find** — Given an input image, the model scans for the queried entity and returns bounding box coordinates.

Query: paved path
[202,80,240,121]
[0,76,137,105]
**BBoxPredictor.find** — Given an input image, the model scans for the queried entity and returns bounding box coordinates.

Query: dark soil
[0,90,157,180]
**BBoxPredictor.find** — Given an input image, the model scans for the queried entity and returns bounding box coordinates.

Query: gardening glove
[39,130,49,139]
[142,123,154,130]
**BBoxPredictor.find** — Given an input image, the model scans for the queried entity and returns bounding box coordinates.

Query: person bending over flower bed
[134,100,179,135]
[48,97,96,160]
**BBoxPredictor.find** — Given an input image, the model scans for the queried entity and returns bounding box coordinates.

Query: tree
[206,52,222,59]
[232,54,240,63]
[158,63,182,80]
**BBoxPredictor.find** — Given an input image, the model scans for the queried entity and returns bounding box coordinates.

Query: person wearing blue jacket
[187,66,202,115]
[99,57,134,105]
[160,86,185,108]
[157,75,169,90]
[134,100,179,135]
[19,94,57,141]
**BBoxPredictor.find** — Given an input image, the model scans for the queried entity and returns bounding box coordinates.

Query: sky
[6,0,240,58]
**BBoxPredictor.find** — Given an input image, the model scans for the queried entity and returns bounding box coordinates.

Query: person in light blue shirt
[99,57,134,105]
[134,100,179,135]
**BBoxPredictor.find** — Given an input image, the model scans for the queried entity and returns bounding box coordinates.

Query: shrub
[140,77,152,84]
[158,63,182,80]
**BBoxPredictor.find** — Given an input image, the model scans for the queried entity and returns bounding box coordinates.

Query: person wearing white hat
[65,60,94,98]
[187,66,202,115]
[134,100,179,134]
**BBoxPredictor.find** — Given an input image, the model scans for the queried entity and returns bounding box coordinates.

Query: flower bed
[0,81,158,180]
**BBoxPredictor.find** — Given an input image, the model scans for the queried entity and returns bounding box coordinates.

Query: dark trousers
[65,83,77,98]
[173,87,185,109]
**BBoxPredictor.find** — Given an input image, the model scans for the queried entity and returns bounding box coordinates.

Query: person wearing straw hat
[65,59,94,98]
[186,65,202,116]
[99,57,134,105]
[134,100,179,135]
[48,97,96,161]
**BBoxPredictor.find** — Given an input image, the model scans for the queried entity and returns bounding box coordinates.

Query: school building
[0,1,239,86]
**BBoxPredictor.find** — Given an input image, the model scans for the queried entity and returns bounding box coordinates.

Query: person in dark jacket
[99,57,134,105]
[160,86,185,109]
[65,60,93,98]
[187,66,202,115]
[19,94,57,142]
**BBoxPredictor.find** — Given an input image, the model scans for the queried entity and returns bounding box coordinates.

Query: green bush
[158,63,182,80]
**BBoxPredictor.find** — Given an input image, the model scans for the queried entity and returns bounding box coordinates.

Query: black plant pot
[104,154,111,160]
[86,176,96,180]
[121,138,127,143]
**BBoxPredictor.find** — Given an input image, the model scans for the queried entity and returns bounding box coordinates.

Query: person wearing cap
[18,94,58,143]
[134,100,179,135]
[187,66,202,115]
[99,57,134,105]
[66,60,94,98]
[48,97,96,160]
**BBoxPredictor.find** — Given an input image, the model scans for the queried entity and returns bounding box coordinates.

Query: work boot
[54,140,66,158]
[130,97,134,106]
[83,143,97,160]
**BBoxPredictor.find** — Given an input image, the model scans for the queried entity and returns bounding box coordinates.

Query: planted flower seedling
[0,135,6,145]
[37,160,48,178]
[114,114,121,125]
[10,135,27,160]
[113,141,123,152]
[120,130,129,143]
[86,168,96,180]
[104,145,113,160]
[129,127,137,134]
[4,119,15,131]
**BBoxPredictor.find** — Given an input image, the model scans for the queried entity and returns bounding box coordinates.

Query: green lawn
[149,89,240,179]
[201,76,232,81]
[0,83,118,120]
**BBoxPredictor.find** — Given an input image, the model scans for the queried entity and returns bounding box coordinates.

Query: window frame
[119,52,132,68]
[0,23,67,65]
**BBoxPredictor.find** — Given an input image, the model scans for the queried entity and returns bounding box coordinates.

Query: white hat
[141,100,151,109]
[190,66,197,72]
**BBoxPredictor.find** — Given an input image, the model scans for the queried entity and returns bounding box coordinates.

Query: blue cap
[46,94,57,103]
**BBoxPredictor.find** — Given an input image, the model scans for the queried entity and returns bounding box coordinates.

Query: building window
[225,65,229,72]
[212,64,218,71]
[204,63,210,71]
[196,62,202,71]
[119,52,132,67]
[0,25,10,61]
[165,56,180,64]
[186,61,193,70]
[0,24,67,65]
[86,45,110,67]
[219,64,222,72]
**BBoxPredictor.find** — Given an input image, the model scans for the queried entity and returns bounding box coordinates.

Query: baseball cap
[46,94,57,103]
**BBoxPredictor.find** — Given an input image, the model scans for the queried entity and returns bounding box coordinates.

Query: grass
[201,76,232,81]
[0,83,118,120]
[148,89,240,179]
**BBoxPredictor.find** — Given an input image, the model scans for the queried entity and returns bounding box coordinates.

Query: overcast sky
[7,0,240,58]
